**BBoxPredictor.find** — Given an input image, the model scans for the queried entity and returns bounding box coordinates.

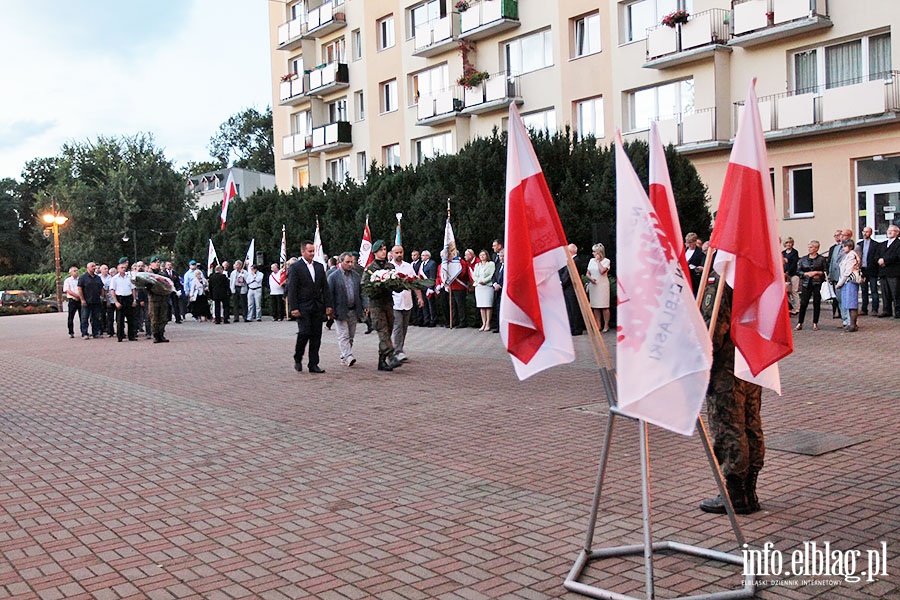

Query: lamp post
[41,210,68,310]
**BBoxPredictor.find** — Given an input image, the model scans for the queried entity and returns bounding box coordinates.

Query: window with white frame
[290,55,303,76]
[328,97,348,122]
[411,63,449,105]
[629,78,694,131]
[792,32,892,93]
[381,79,399,113]
[354,90,365,121]
[328,156,351,184]
[295,165,310,189]
[291,110,312,136]
[576,97,604,139]
[788,166,814,217]
[377,15,395,50]
[322,37,345,64]
[384,144,401,168]
[621,0,691,43]
[505,29,553,76]
[520,109,557,135]
[410,0,442,39]
[415,132,453,164]
[573,12,601,58]
[357,151,368,180]
[289,0,306,23]
[352,29,362,60]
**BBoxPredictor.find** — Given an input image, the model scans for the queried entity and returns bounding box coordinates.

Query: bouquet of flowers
[363,269,434,298]
[455,1,471,12]
[661,10,690,27]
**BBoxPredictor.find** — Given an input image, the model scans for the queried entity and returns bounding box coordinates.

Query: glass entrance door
[858,184,900,241]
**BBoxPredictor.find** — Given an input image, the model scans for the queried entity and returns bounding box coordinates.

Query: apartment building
[268,1,899,242]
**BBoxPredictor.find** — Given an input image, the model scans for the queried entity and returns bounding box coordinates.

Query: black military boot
[377,356,393,371]
[700,475,752,515]
[744,469,761,513]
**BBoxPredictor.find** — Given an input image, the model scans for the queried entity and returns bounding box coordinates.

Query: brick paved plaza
[1,313,897,599]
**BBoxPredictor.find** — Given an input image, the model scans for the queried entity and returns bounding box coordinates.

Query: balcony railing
[734,72,900,135]
[645,9,731,66]
[277,18,305,51]
[279,76,308,106]
[653,108,719,147]
[730,0,831,47]
[306,62,349,96]
[311,121,352,151]
[413,15,458,58]
[282,133,313,159]
[459,0,519,41]
[460,71,521,115]
[416,88,465,125]
[305,0,346,38]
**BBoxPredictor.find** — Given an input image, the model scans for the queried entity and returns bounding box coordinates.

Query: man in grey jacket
[326,252,366,367]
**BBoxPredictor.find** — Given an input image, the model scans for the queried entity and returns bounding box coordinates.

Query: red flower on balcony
[661,10,690,28]
[281,73,298,82]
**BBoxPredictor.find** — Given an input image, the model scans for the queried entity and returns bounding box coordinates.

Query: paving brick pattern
[0,313,897,599]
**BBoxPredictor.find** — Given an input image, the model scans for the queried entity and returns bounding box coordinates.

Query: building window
[622,0,690,43]
[322,37,345,64]
[328,97,348,122]
[576,97,604,139]
[410,63,449,105]
[354,90,365,121]
[788,166,814,217]
[384,144,401,168]
[520,109,557,135]
[629,78,694,131]
[505,29,553,76]
[381,79,398,113]
[290,55,303,76]
[292,110,312,136]
[352,29,362,60]
[357,151,368,180]
[573,12,601,58]
[289,0,306,23]
[415,132,453,164]
[377,15,395,50]
[295,165,310,189]
[792,33,892,92]
[328,156,351,184]
[410,0,442,39]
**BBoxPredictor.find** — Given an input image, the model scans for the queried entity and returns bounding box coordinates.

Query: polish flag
[221,170,237,230]
[501,104,574,380]
[313,219,326,265]
[648,122,692,289]
[359,218,373,267]
[709,79,793,393]
[615,131,712,436]
[277,225,287,285]
[207,239,218,275]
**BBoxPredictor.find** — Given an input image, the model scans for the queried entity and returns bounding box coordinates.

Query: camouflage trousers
[707,375,765,479]
[369,301,395,359]
[149,295,168,339]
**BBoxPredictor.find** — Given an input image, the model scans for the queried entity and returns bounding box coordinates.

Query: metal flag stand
[561,252,755,600]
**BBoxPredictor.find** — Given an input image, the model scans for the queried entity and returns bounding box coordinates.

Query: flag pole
[446,200,453,330]
[564,255,614,379]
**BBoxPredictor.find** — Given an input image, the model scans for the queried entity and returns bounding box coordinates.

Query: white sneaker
[347,356,356,367]
[395,352,407,362]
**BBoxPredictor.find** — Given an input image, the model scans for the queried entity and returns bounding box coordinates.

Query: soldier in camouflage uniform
[699,271,764,514]
[363,240,403,372]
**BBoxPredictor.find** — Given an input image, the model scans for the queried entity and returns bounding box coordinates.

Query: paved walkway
[0,312,897,599]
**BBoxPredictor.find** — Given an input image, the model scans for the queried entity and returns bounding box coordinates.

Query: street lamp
[41,211,68,310]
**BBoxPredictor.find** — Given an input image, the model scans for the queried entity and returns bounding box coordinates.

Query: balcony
[277,18,305,51]
[459,0,519,42]
[460,71,521,115]
[413,15,458,58]
[734,73,900,140]
[645,9,732,69]
[310,121,352,152]
[305,0,347,39]
[306,62,349,96]
[279,76,309,106]
[651,108,727,152]
[730,0,832,48]
[416,88,465,126]
[282,133,313,159]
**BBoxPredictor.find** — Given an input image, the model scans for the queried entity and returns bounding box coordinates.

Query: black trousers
[213,298,230,322]
[881,276,899,316]
[450,289,466,327]
[116,295,136,340]
[270,294,285,321]
[420,293,436,325]
[294,313,323,367]
[67,299,81,336]
[797,283,822,325]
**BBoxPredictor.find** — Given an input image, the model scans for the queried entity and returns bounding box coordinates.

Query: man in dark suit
[418,250,438,327]
[685,232,706,296]
[877,224,900,318]
[490,249,504,333]
[409,250,423,326]
[288,240,328,373]
[856,226,882,316]
[558,243,584,336]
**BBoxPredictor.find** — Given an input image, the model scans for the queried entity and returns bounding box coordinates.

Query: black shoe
[159,337,169,343]
[426,323,436,328]
[387,355,403,369]
[69,333,75,338]
[128,337,138,341]
[153,338,162,343]
[700,475,752,515]
[308,365,325,374]
[365,329,373,334]
[378,358,394,371]
[859,310,868,316]
[294,362,303,372]
[877,313,891,318]
[118,338,124,342]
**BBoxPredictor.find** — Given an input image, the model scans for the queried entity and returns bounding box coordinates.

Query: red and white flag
[501,104,574,380]
[244,238,255,269]
[359,218,373,267]
[710,79,793,393]
[277,225,287,285]
[221,170,237,230]
[648,122,692,290]
[615,130,712,436]
[207,239,218,275]
[313,219,326,265]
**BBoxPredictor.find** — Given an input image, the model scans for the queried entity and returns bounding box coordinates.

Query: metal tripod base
[565,541,754,600]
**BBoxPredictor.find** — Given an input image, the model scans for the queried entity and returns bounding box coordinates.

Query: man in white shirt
[109,261,137,341]
[63,266,81,338]
[390,245,424,362]
[269,263,287,321]
[229,260,249,322]
[246,264,264,321]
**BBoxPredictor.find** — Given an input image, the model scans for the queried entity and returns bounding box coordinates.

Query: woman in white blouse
[586,243,611,332]
[472,250,496,331]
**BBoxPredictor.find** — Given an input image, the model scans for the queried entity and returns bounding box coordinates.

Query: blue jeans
[80,302,102,337]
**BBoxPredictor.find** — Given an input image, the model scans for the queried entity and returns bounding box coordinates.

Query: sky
[0,0,273,181]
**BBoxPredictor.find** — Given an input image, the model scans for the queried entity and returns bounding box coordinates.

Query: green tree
[0,178,42,274]
[208,107,274,174]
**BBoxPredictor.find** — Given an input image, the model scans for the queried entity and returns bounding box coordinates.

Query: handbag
[848,270,862,285]
[820,281,835,301]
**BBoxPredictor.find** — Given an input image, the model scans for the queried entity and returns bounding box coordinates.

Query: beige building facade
[268,0,899,243]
